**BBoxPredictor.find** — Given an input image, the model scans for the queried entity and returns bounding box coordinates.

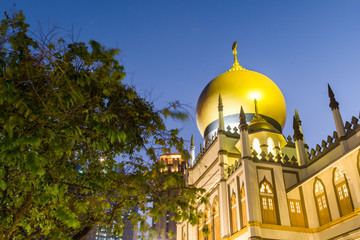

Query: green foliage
[0,11,204,239]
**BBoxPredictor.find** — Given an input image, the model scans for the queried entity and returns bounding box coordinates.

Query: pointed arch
[205,204,212,240]
[182,225,186,240]
[259,178,277,224]
[314,178,331,225]
[212,197,220,240]
[198,210,204,240]
[230,192,239,234]
[240,184,247,228]
[333,168,353,216]
[252,138,261,157]
[267,137,275,155]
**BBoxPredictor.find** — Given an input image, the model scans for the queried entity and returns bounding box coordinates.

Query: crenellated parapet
[225,125,240,138]
[307,114,360,162]
[225,149,299,179]
[225,159,241,178]
[285,135,295,147]
[308,131,339,162]
[344,114,360,138]
[251,149,298,167]
[192,133,218,167]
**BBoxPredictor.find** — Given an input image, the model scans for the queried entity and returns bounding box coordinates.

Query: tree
[0,11,204,239]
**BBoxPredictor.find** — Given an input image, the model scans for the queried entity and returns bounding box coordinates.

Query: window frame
[332,168,354,217]
[313,178,332,226]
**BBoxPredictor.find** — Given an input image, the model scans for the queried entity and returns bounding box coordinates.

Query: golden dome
[196,45,286,137]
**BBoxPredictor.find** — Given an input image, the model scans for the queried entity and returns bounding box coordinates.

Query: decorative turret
[293,115,303,141]
[293,116,307,166]
[294,109,305,142]
[239,106,248,131]
[218,94,225,132]
[328,84,339,110]
[190,135,195,167]
[239,106,251,159]
[328,84,348,152]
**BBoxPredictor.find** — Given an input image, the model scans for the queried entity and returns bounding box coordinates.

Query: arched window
[198,211,204,240]
[205,205,212,240]
[240,185,247,227]
[212,199,220,240]
[231,192,239,234]
[333,168,353,216]
[267,137,275,156]
[182,225,186,240]
[288,199,305,227]
[252,138,261,158]
[314,179,331,225]
[259,179,277,224]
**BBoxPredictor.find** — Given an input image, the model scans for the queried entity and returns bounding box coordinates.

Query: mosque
[176,42,360,240]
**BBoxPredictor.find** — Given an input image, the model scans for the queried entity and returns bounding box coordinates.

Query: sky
[2,0,360,155]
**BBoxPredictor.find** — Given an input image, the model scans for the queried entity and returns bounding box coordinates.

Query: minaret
[239,106,251,159]
[328,84,348,152]
[293,116,307,166]
[328,84,346,138]
[190,135,195,167]
[217,89,230,237]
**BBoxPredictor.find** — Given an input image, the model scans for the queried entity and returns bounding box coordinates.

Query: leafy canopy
[0,11,204,240]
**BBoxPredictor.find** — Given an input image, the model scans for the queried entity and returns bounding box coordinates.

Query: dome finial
[229,41,244,71]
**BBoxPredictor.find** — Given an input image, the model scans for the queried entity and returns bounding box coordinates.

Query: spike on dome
[229,41,244,71]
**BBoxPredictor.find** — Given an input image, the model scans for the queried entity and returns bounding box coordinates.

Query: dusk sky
[3,0,360,155]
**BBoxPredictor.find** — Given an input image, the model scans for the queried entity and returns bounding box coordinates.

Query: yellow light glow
[249,91,261,100]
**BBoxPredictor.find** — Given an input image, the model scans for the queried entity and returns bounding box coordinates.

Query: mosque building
[176,42,360,240]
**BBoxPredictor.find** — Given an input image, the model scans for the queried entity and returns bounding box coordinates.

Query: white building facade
[177,44,360,240]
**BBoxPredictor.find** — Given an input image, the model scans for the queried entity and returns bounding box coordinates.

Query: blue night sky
[3,0,360,155]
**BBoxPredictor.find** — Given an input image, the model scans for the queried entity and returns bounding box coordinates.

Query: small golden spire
[229,41,244,71]
[254,99,259,117]
[250,99,266,124]
[295,108,299,119]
